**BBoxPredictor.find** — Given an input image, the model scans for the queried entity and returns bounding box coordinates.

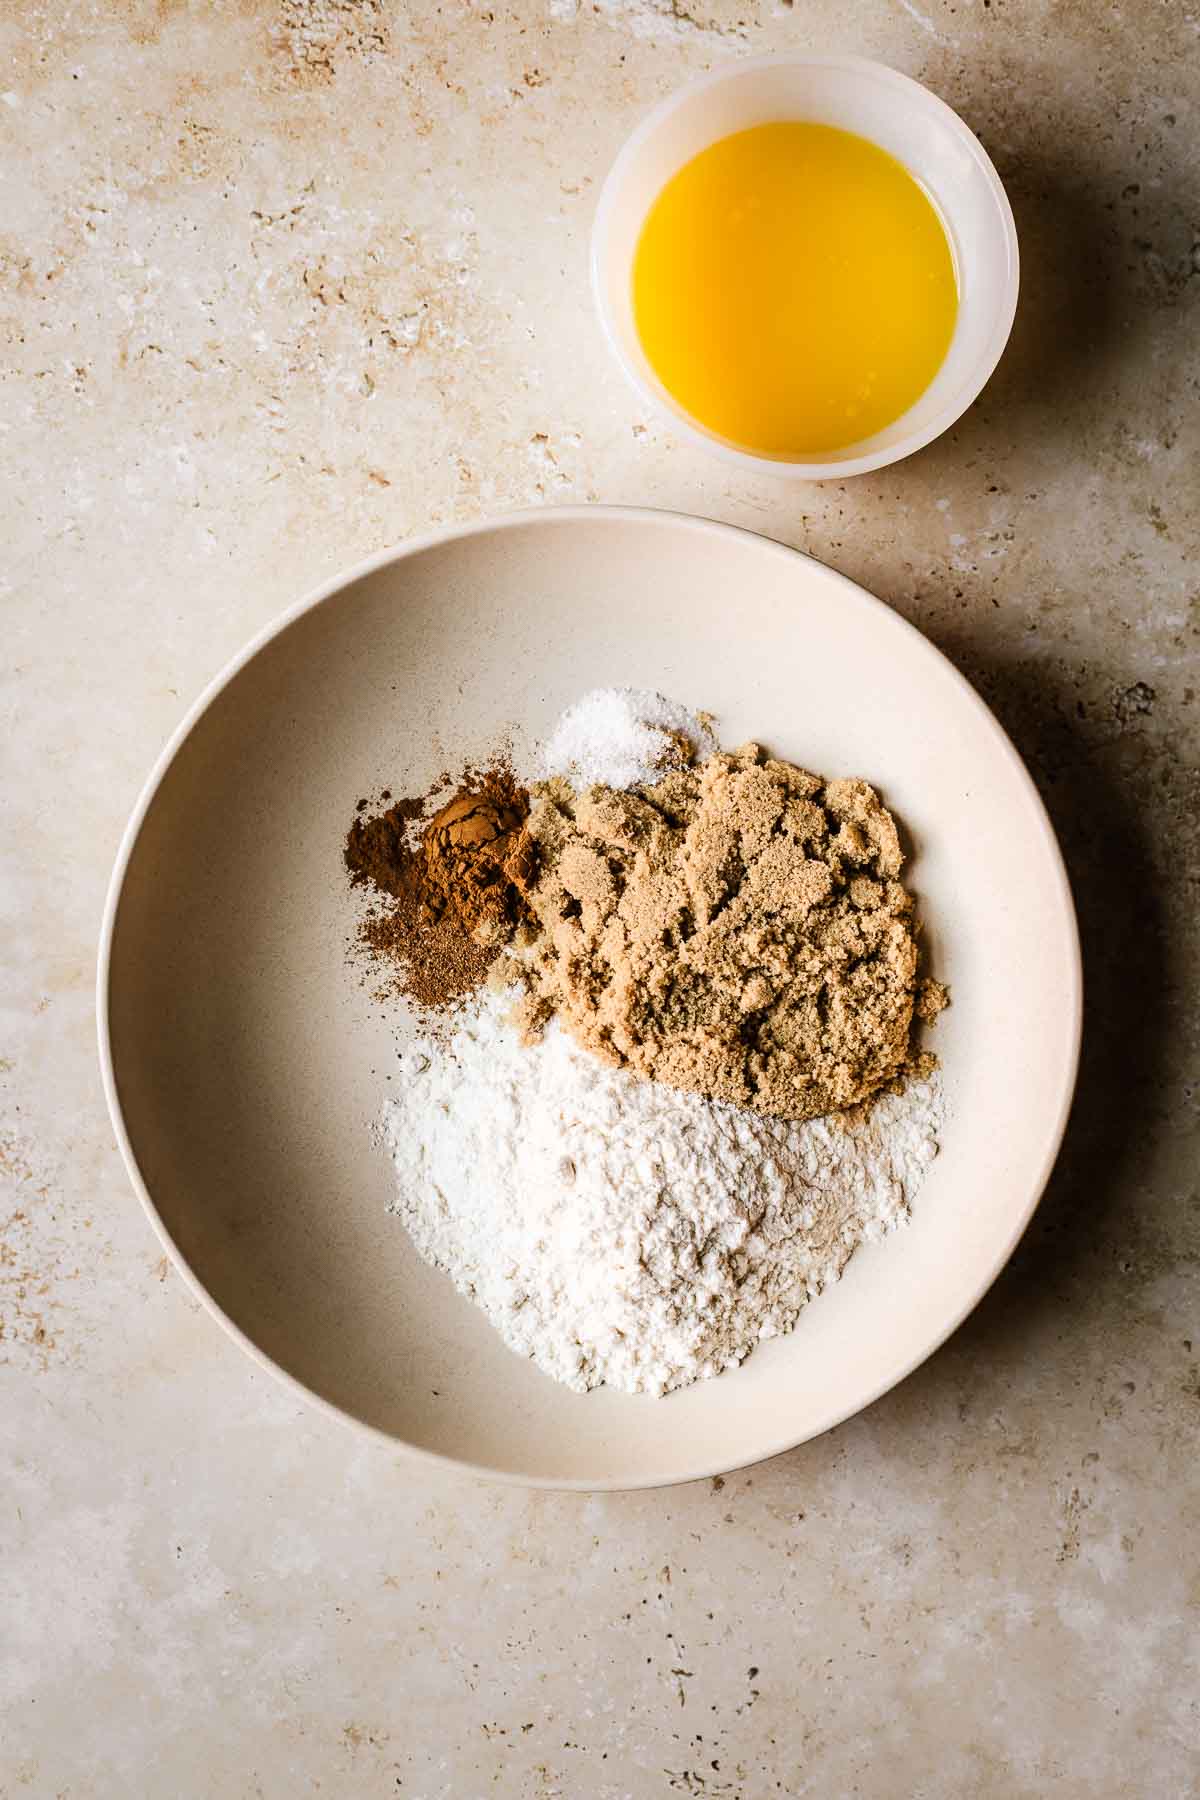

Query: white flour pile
[380,988,942,1397]
[537,687,715,790]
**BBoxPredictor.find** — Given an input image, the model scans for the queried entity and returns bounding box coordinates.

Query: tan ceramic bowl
[99,509,1080,1489]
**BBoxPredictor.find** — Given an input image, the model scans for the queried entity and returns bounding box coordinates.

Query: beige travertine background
[2,1,1197,1793]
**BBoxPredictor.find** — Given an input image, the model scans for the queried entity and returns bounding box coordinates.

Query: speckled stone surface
[3,1,1198,1793]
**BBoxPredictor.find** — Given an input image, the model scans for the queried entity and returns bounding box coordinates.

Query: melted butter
[632,121,959,457]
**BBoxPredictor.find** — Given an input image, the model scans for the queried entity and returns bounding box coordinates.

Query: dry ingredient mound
[517,743,944,1123]
[345,768,536,1010]
[381,985,943,1396]
[536,686,715,790]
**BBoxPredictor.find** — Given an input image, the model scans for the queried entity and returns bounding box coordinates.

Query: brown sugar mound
[345,767,537,1010]
[516,744,943,1122]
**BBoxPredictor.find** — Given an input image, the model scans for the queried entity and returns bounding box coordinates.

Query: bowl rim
[590,52,1021,481]
[97,505,1081,1491]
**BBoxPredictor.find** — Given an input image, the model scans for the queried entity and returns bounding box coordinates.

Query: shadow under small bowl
[591,53,1019,481]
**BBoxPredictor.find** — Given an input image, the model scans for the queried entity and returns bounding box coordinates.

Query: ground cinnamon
[345,767,537,1010]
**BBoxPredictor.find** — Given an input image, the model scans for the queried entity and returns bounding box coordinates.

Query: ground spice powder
[345,767,536,1010]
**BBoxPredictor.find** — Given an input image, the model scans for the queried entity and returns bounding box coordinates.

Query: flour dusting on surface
[379,988,942,1397]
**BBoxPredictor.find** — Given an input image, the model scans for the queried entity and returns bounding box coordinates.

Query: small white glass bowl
[591,53,1019,481]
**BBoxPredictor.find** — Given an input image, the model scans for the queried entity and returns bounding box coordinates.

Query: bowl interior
[103,510,1077,1488]
[593,56,1018,474]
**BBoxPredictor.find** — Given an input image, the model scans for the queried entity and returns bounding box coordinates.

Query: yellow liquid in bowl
[631,122,959,458]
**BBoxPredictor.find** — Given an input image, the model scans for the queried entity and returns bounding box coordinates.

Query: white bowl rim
[97,505,1080,1492]
[590,53,1021,481]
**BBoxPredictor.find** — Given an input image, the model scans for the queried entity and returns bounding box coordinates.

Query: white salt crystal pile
[537,687,715,790]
